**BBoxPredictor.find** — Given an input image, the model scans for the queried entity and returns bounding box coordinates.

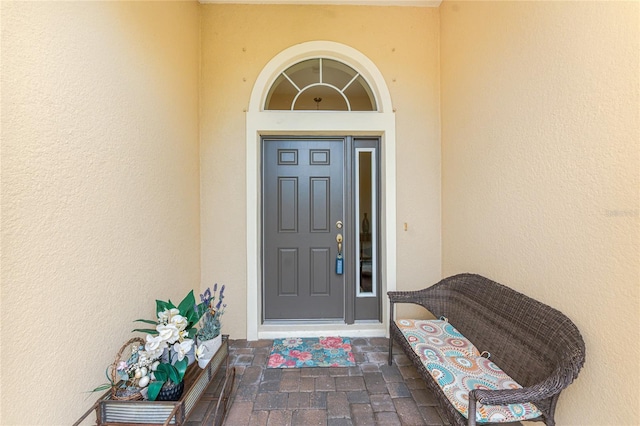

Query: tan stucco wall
[4,1,635,423]
[0,1,201,423]
[200,4,443,335]
[441,1,639,425]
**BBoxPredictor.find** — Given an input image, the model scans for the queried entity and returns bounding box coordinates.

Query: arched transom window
[265,58,377,111]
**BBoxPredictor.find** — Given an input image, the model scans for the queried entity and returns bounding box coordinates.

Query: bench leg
[544,393,560,426]
[468,391,477,426]
[388,302,394,365]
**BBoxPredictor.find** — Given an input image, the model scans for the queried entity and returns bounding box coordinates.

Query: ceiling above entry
[199,0,442,6]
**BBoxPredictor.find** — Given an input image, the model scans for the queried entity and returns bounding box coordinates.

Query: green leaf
[89,383,112,393]
[157,362,181,384]
[105,367,114,385]
[156,299,176,315]
[156,363,171,375]
[147,381,163,401]
[132,328,158,335]
[177,291,196,317]
[169,366,182,384]
[187,328,196,339]
[188,302,206,325]
[133,318,158,325]
[174,358,188,382]
[153,369,168,382]
[156,300,169,314]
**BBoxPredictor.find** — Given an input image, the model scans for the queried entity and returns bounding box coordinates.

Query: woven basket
[110,337,146,401]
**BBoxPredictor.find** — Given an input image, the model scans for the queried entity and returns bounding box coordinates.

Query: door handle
[335,233,344,275]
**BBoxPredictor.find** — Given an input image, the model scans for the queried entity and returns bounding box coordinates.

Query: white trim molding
[246,41,397,340]
[201,0,441,7]
[249,41,393,114]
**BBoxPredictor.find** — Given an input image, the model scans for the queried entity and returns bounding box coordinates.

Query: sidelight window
[355,148,377,297]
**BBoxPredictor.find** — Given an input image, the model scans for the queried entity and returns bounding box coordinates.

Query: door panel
[263,138,345,321]
[278,249,298,295]
[310,178,330,231]
[279,178,298,232]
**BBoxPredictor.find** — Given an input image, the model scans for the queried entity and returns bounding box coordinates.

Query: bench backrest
[418,274,585,390]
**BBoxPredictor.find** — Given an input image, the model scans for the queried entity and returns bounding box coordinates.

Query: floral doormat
[267,337,356,368]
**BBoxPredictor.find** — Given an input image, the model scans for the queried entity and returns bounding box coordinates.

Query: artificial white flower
[173,339,194,361]
[157,310,170,324]
[170,314,188,331]
[144,335,167,360]
[195,344,206,360]
[179,330,190,341]
[156,323,180,344]
[157,308,180,324]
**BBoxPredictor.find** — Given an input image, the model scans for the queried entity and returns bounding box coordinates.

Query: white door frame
[246,41,396,340]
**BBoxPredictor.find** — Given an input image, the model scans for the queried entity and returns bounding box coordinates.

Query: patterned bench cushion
[396,319,542,423]
[395,319,481,359]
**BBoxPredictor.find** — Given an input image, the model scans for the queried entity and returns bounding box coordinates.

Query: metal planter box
[76,335,233,426]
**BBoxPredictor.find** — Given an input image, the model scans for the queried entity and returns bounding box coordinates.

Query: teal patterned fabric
[397,318,481,360]
[396,319,541,423]
[267,337,356,368]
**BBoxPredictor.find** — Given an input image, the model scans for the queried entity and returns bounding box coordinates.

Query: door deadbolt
[336,220,343,229]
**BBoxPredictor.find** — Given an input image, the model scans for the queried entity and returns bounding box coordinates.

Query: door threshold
[258,322,386,340]
[263,319,347,326]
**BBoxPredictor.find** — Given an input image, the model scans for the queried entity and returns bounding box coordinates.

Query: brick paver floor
[188,337,523,426]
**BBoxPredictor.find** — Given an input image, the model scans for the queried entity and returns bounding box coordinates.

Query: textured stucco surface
[199,4,442,334]
[2,1,638,424]
[441,2,640,425]
[0,1,201,423]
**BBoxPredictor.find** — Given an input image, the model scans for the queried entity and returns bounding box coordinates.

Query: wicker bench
[388,274,585,426]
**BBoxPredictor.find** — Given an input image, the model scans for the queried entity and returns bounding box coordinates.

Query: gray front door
[262,138,345,321]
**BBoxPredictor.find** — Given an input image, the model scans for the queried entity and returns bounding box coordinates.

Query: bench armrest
[472,367,567,406]
[470,387,539,407]
[467,373,567,426]
[468,388,541,426]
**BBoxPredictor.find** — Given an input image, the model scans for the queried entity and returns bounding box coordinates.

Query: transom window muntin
[265,58,377,111]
